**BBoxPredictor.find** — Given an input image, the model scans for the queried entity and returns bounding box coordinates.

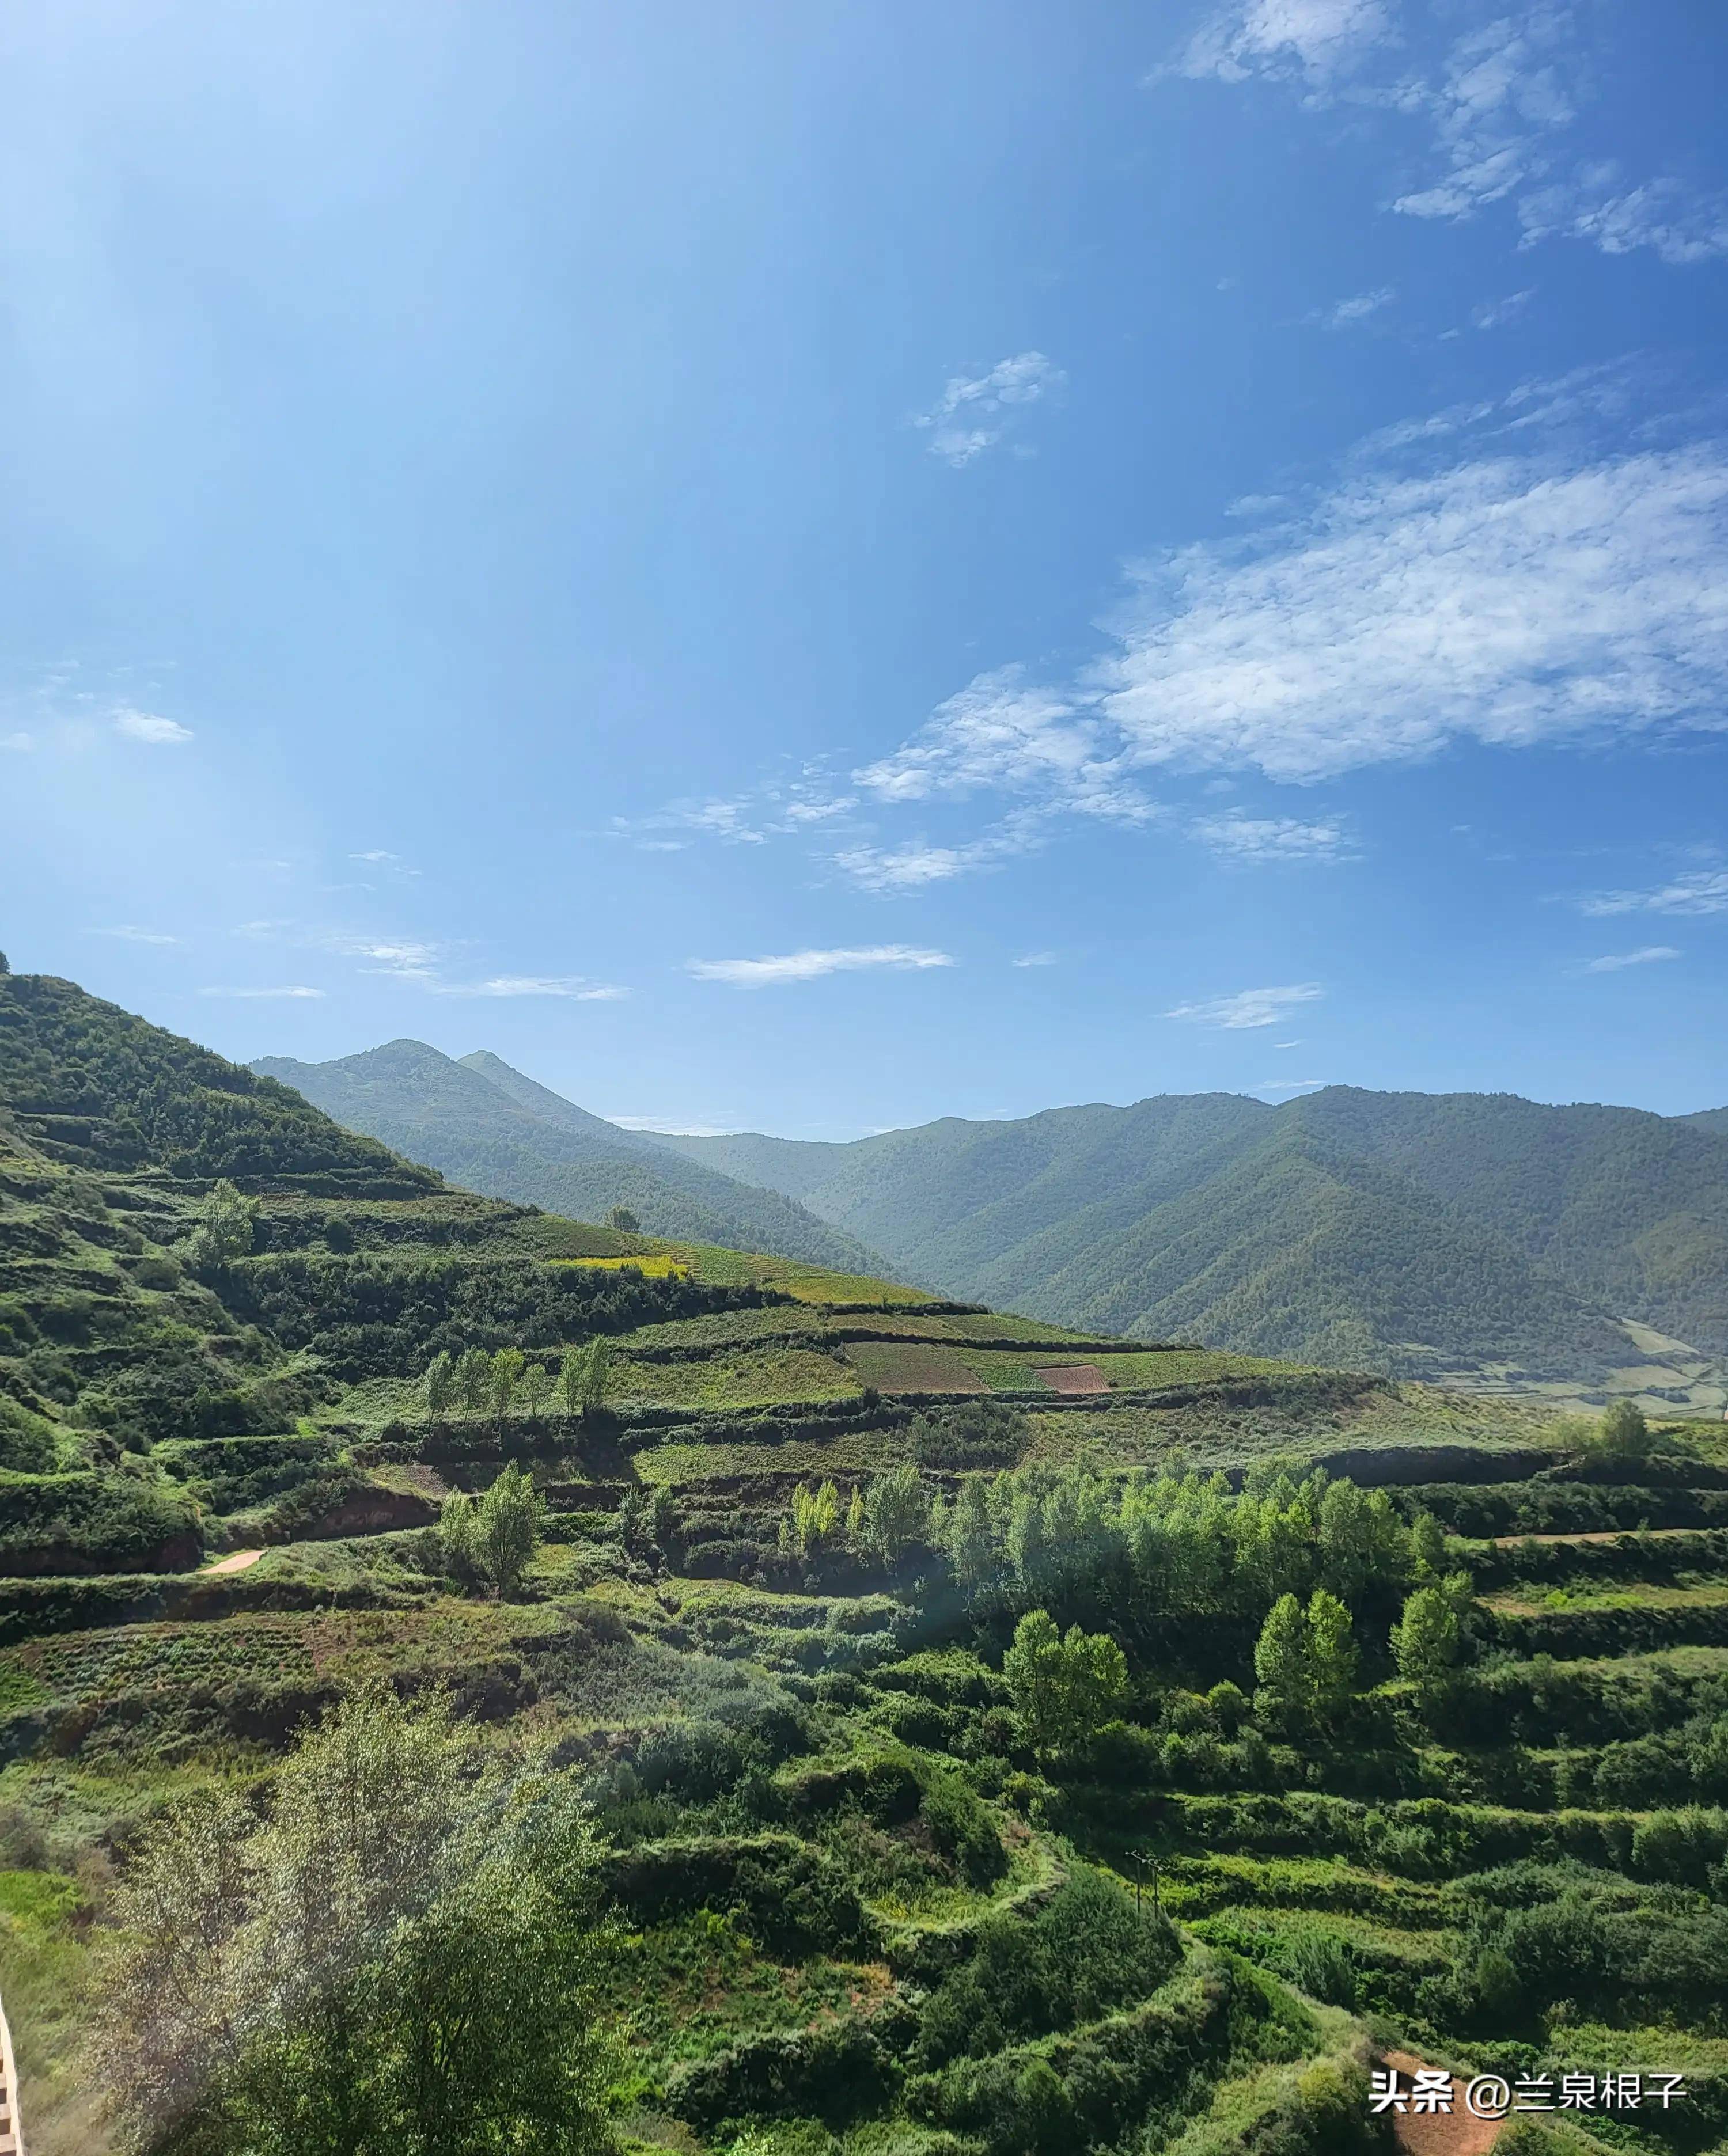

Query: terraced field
[6,969,1728,2155]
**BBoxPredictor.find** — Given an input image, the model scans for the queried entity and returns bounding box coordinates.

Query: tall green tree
[863,1465,929,1565]
[558,1347,585,1419]
[92,1687,615,2155]
[457,1347,492,1414]
[423,1351,456,1426]
[606,1206,640,1235]
[578,1338,613,1420]
[790,1478,841,1556]
[1306,1588,1358,1725]
[520,1361,552,1422]
[1253,1593,1313,1734]
[1409,1511,1448,1582]
[474,1463,544,1597]
[188,1178,258,1268]
[1003,1608,1128,1758]
[1392,1581,1465,1706]
[490,1347,526,1424]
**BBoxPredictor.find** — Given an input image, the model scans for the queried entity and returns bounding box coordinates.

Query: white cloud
[853,667,1153,818]
[439,977,630,1000]
[1168,3,1728,267]
[1274,1039,1303,1048]
[1581,870,1728,918]
[689,946,956,989]
[832,811,1054,894]
[1192,813,1354,863]
[1473,289,1534,329]
[915,352,1065,467]
[1169,0,1392,89]
[1253,1076,1333,1098]
[199,985,324,999]
[1317,285,1395,328]
[1390,10,1575,223]
[113,706,192,745]
[1,731,32,751]
[1519,169,1728,265]
[1012,952,1058,967]
[331,936,442,980]
[1167,983,1324,1029]
[1089,437,1728,783]
[864,419,1728,796]
[1584,945,1680,972]
[93,925,179,944]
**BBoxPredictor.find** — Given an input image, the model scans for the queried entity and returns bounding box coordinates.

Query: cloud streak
[688,945,956,989]
[114,706,193,745]
[199,985,325,999]
[1584,946,1680,972]
[1191,813,1354,863]
[1166,983,1325,1029]
[1580,870,1728,918]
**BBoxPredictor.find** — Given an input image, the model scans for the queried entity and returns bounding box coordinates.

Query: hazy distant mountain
[654,1087,1728,1377]
[251,1042,893,1275]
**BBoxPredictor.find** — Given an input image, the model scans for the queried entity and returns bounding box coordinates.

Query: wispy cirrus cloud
[914,352,1066,468]
[1166,2,1728,267]
[1166,0,1392,91]
[1315,285,1396,329]
[688,946,955,989]
[853,667,1154,818]
[1167,983,1325,1029]
[855,396,1728,798]
[441,976,630,1000]
[91,925,179,944]
[199,985,324,999]
[1579,870,1728,917]
[1012,952,1058,968]
[613,777,858,853]
[113,706,192,745]
[1191,813,1355,863]
[832,810,1057,895]
[1584,946,1680,972]
[1472,288,1535,329]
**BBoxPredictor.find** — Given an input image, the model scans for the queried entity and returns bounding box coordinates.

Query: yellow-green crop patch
[610,1345,861,1410]
[636,1429,916,1486]
[841,1341,988,1394]
[549,1254,691,1279]
[656,1242,940,1305]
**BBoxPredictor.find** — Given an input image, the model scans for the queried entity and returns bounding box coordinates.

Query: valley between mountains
[262,1038,1728,1408]
[3,960,1728,2155]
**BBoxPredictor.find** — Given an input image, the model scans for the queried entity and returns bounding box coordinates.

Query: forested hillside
[4,961,1726,2155]
[658,1087,1728,1381]
[255,1041,893,1276]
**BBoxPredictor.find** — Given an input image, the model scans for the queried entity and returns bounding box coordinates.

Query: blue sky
[3,0,1726,1136]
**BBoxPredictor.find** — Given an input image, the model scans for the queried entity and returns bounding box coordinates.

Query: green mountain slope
[253,1041,895,1276]
[5,960,1717,2154]
[659,1086,1728,1376]
[1685,1105,1728,1137]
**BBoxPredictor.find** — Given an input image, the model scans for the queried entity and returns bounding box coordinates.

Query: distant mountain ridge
[654,1085,1728,1379]
[251,1041,894,1276]
[252,1038,1728,1381]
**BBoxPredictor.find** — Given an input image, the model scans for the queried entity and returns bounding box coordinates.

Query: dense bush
[914,1867,1181,2067]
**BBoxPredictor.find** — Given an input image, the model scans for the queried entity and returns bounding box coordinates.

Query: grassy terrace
[4,973,1723,2156]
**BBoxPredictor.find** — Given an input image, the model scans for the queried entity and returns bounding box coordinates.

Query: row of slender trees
[422,1339,613,1425]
